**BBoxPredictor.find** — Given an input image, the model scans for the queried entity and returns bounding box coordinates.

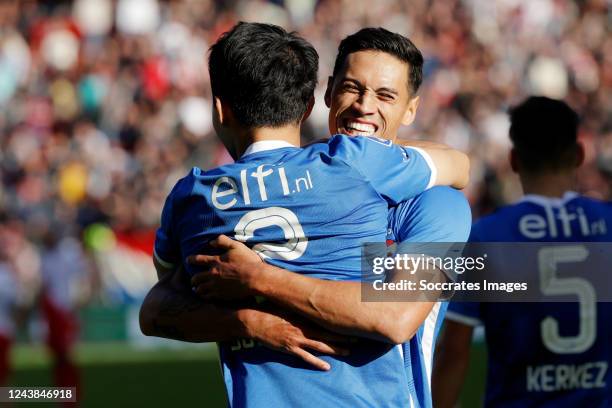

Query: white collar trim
[242,140,297,158]
[517,191,579,207]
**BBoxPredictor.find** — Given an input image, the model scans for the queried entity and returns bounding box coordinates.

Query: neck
[233,124,301,158]
[519,169,577,198]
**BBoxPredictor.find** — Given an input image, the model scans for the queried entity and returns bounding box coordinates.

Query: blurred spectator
[0,214,40,385]
[596,121,612,199]
[0,246,18,386]
[40,225,90,393]
[0,0,609,307]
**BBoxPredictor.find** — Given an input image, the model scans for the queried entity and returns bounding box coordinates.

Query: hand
[243,309,350,371]
[187,235,263,300]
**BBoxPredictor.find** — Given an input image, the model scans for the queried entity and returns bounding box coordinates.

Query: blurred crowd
[0,0,610,306]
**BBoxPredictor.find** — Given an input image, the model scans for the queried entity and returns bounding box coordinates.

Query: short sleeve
[327,134,435,205]
[154,191,181,268]
[390,186,472,243]
[388,186,472,294]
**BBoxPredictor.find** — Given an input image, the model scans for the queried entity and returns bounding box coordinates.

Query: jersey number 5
[538,245,596,354]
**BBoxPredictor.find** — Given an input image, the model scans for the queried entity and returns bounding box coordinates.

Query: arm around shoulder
[399,140,470,190]
[139,265,250,342]
[419,147,470,190]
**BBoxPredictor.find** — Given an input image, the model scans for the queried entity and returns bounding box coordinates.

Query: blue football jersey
[388,186,472,408]
[447,192,612,407]
[155,135,436,408]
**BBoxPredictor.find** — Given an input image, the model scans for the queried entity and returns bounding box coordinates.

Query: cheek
[328,103,345,130]
[333,94,355,113]
[327,102,340,132]
[381,107,403,126]
[378,109,402,138]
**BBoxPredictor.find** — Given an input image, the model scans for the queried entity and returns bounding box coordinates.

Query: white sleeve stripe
[154,248,175,269]
[445,310,482,327]
[422,302,441,383]
[406,146,437,190]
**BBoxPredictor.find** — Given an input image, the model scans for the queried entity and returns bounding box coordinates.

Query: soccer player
[432,97,612,407]
[189,27,472,406]
[0,250,17,386]
[39,227,88,395]
[146,22,468,407]
[142,27,471,407]
[0,218,30,387]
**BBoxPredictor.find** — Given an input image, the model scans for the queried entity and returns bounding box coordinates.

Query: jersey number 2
[234,207,308,260]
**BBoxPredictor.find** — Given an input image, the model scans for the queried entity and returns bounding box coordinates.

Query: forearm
[432,351,469,408]
[140,274,252,342]
[251,264,433,344]
[396,140,470,189]
[432,321,474,408]
[423,147,470,189]
[397,139,450,149]
[153,255,176,281]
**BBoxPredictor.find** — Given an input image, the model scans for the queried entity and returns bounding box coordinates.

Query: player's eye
[342,83,360,93]
[378,93,395,102]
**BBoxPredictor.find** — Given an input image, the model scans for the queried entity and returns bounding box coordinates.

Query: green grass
[9,342,228,407]
[459,342,487,407]
[8,341,486,407]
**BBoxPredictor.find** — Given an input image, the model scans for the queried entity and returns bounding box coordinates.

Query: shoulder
[391,187,472,243]
[470,202,531,240]
[311,134,362,169]
[470,209,504,239]
[407,187,471,225]
[413,186,469,209]
[327,134,393,155]
[568,196,612,230]
[167,169,200,200]
[163,168,217,216]
[571,195,612,211]
[475,201,541,226]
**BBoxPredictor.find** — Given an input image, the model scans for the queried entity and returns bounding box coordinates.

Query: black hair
[208,22,318,128]
[509,96,580,172]
[332,27,423,94]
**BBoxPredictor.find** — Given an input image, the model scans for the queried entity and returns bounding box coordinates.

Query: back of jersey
[155,135,435,408]
[452,193,612,407]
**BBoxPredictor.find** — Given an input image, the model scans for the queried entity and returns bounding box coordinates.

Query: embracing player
[188,27,472,407]
[144,22,469,407]
[432,97,612,407]
[142,25,471,407]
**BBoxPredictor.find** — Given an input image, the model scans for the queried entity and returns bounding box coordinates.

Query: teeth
[346,121,375,134]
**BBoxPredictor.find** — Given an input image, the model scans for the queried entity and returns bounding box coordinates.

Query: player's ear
[213,96,225,126]
[510,148,519,173]
[324,76,333,108]
[401,96,419,126]
[302,96,315,122]
[575,142,585,167]
[214,96,234,127]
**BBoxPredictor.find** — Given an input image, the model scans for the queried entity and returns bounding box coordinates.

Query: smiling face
[325,50,419,142]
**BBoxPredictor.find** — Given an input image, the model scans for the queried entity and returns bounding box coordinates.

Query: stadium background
[0,0,609,406]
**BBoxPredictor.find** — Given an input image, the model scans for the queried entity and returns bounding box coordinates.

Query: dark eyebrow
[340,78,399,96]
[375,87,398,96]
[341,78,398,96]
[340,78,364,88]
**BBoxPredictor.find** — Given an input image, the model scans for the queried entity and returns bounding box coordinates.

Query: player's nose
[351,91,377,115]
